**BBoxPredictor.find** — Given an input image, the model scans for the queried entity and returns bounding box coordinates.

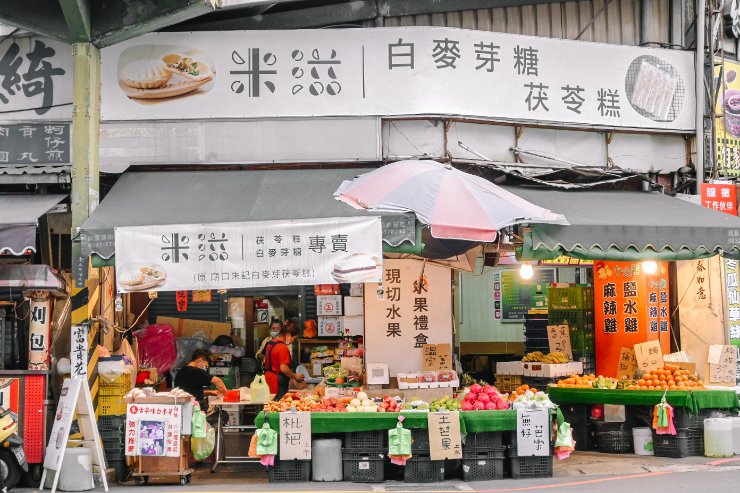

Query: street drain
[380,485,470,492]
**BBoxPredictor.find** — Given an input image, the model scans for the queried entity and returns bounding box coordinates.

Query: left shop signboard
[114,216,382,292]
[0,36,71,120]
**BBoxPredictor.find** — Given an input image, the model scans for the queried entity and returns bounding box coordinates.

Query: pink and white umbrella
[335,160,567,242]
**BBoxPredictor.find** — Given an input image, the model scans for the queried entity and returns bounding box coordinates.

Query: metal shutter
[148,290,223,323]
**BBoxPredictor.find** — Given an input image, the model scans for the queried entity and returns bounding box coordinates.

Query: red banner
[594,261,670,376]
[701,183,737,215]
[175,291,188,312]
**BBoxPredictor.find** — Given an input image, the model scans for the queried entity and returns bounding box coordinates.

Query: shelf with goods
[548,285,596,375]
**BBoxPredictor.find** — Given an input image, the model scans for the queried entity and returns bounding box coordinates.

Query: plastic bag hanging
[652,395,676,435]
[553,408,575,460]
[191,408,207,438]
[256,422,279,456]
[388,417,412,465]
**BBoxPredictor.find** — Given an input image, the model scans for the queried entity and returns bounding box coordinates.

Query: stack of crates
[98,416,128,482]
[548,285,596,374]
[507,431,554,479]
[651,408,717,457]
[403,428,444,483]
[341,431,386,482]
[461,432,505,481]
[98,373,132,482]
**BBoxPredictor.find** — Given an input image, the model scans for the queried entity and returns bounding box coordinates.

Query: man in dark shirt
[174,349,227,411]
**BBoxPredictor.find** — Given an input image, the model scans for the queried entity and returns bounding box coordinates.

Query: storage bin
[653,428,704,458]
[595,430,633,454]
[465,432,504,450]
[342,449,385,483]
[98,395,127,416]
[268,460,311,482]
[462,457,504,481]
[633,427,654,456]
[509,456,554,479]
[344,430,386,449]
[404,455,445,483]
[312,439,342,482]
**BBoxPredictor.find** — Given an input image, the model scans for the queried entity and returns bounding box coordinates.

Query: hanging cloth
[652,396,677,435]
[388,418,413,466]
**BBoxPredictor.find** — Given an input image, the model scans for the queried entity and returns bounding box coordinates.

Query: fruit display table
[547,387,739,414]
[254,410,521,434]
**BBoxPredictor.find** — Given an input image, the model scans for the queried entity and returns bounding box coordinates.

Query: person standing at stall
[255,319,287,363]
[264,322,304,400]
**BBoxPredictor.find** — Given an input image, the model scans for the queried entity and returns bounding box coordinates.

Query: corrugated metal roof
[375,0,670,47]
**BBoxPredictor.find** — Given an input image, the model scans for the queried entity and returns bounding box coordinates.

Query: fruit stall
[252,385,563,483]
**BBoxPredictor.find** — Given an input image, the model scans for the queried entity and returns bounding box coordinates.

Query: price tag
[516,408,549,457]
[547,325,573,360]
[427,411,462,460]
[422,344,453,371]
[634,340,664,372]
[279,412,311,460]
[615,347,637,379]
[708,345,738,383]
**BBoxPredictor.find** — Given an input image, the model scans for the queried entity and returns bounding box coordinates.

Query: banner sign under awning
[114,216,382,292]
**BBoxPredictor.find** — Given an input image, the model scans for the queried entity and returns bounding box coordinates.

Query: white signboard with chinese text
[100,28,695,132]
[28,297,51,370]
[70,325,88,379]
[725,259,740,348]
[114,216,382,292]
[0,37,71,121]
[364,259,452,376]
[708,344,739,384]
[547,324,573,360]
[125,404,182,457]
[41,379,107,493]
[428,411,462,460]
[634,340,664,372]
[279,412,311,460]
[516,408,549,457]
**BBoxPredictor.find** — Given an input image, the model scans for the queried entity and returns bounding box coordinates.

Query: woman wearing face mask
[255,319,292,362]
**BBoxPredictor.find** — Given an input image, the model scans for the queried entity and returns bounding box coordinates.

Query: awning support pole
[695,0,706,188]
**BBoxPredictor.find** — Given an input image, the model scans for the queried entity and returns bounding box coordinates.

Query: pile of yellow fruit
[555,374,596,388]
[522,351,569,363]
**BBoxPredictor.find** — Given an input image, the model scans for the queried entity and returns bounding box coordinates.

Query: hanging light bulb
[519,262,534,280]
[642,261,658,275]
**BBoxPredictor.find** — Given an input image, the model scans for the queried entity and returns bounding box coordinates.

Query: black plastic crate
[462,457,504,481]
[98,415,126,429]
[509,456,554,479]
[99,427,124,441]
[268,460,311,482]
[465,431,504,450]
[653,428,704,458]
[462,447,506,460]
[668,408,731,429]
[559,404,590,426]
[595,431,634,454]
[108,459,129,482]
[571,421,595,451]
[591,420,632,433]
[344,430,386,449]
[410,428,429,451]
[404,455,445,483]
[342,449,385,483]
[508,431,553,455]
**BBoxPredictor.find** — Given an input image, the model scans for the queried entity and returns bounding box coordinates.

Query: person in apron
[264,321,303,400]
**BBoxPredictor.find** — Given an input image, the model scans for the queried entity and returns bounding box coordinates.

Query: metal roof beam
[377,0,563,17]
[0,1,72,43]
[93,0,217,47]
[59,0,91,42]
[168,0,378,30]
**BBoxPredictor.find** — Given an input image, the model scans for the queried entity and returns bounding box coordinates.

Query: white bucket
[632,427,654,456]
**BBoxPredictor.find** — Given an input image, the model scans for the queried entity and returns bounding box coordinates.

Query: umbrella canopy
[335,160,567,242]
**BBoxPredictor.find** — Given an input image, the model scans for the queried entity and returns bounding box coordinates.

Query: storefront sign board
[100,28,695,132]
[499,268,556,321]
[428,411,462,460]
[71,324,88,379]
[593,261,670,377]
[422,343,453,371]
[114,216,382,292]
[364,259,452,376]
[28,296,51,370]
[0,123,70,165]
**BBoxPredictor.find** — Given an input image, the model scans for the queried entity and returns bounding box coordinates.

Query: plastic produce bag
[251,375,271,403]
[256,423,278,456]
[553,408,575,460]
[133,324,178,374]
[172,335,210,375]
[388,422,411,456]
[192,423,215,461]
[248,434,259,458]
[191,409,207,439]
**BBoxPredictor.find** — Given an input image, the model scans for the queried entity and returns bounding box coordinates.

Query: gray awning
[0,264,67,296]
[81,169,415,258]
[0,194,65,255]
[508,187,740,261]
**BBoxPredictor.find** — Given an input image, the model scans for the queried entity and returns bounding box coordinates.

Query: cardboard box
[318,316,343,336]
[522,362,583,378]
[495,361,524,375]
[155,316,231,340]
[222,404,241,432]
[349,283,363,297]
[317,295,342,316]
[343,315,364,336]
[344,296,364,317]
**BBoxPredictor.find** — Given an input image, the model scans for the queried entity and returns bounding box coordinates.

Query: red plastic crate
[23,374,46,464]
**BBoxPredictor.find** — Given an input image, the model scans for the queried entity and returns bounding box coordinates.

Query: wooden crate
[136,436,190,474]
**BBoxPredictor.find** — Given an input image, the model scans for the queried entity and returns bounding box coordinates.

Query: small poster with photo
[138,421,167,456]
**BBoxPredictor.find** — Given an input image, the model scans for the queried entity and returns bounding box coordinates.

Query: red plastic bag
[133,324,178,374]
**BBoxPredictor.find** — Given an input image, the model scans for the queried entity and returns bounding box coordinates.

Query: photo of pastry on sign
[330,253,381,283]
[118,44,215,101]
[118,263,167,291]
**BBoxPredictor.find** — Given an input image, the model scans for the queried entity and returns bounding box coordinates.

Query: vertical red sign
[175,291,188,312]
